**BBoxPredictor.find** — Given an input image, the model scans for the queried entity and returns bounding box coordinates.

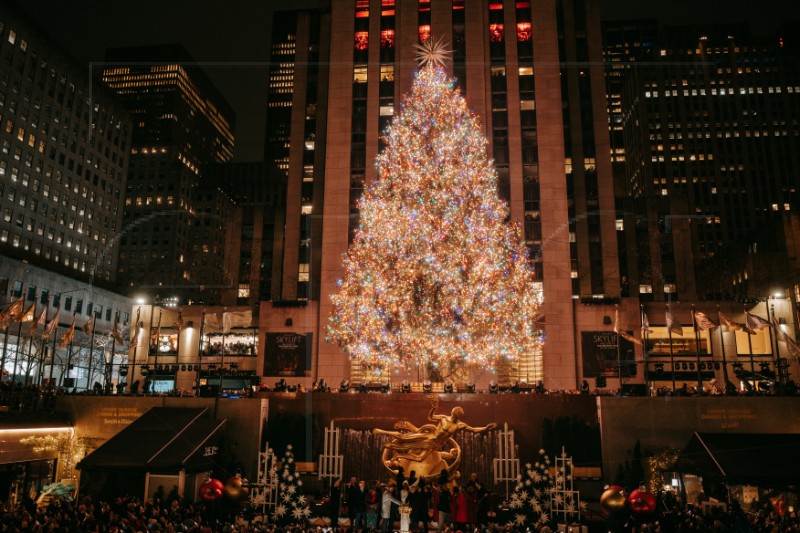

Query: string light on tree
[328,52,543,374]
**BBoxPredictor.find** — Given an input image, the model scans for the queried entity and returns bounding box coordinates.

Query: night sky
[9,0,798,162]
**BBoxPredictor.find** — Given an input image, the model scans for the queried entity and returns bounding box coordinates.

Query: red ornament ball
[199,478,224,501]
[627,488,657,516]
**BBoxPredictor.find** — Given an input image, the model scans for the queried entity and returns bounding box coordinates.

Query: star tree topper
[414,36,453,68]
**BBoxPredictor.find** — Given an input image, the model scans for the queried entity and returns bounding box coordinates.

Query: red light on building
[517,21,531,42]
[490,23,504,43]
[381,29,395,48]
[419,25,431,42]
[516,1,530,7]
[354,31,369,50]
[489,3,503,10]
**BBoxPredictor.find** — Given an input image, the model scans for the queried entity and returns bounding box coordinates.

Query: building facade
[101,45,236,304]
[618,24,800,302]
[0,6,131,286]
[264,0,619,390]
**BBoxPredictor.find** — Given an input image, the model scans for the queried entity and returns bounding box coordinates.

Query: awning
[78,407,226,473]
[674,432,800,485]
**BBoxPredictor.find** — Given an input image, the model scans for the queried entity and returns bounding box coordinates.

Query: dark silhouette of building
[101,44,236,303]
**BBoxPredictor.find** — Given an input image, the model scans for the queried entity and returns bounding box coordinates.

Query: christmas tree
[508,449,553,528]
[328,44,542,374]
[273,444,310,526]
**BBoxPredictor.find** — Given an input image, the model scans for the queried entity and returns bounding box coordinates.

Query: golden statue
[374,395,496,480]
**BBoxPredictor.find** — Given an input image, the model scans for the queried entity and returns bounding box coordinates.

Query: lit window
[379,105,394,116]
[519,66,533,76]
[615,219,624,231]
[238,284,250,298]
[772,204,779,211]
[298,263,310,282]
[8,30,15,45]
[380,64,394,81]
[354,31,368,50]
[664,284,676,293]
[490,23,504,42]
[520,100,535,111]
[639,284,653,294]
[380,29,395,48]
[419,25,430,43]
[517,22,531,42]
[353,66,368,83]
[301,205,313,215]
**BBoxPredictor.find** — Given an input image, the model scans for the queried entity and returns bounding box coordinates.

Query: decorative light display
[327,62,543,373]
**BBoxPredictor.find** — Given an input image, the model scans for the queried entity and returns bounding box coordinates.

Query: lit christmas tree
[328,42,542,374]
[272,444,310,526]
[508,449,554,528]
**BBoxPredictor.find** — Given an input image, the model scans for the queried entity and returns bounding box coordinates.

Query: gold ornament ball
[223,476,243,501]
[600,486,626,517]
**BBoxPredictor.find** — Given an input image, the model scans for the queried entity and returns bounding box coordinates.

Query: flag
[131,308,142,346]
[614,308,642,346]
[746,313,770,332]
[30,307,47,336]
[42,309,60,340]
[111,313,124,344]
[19,303,36,323]
[58,315,76,348]
[204,312,221,331]
[719,312,743,332]
[4,297,24,321]
[665,310,683,336]
[771,315,800,359]
[82,316,94,334]
[175,311,184,334]
[223,310,252,333]
[694,312,717,331]
[151,312,163,347]
[641,313,653,335]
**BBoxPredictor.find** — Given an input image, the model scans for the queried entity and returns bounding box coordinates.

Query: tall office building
[263,0,618,390]
[618,25,800,301]
[0,6,131,285]
[202,161,285,308]
[101,44,236,303]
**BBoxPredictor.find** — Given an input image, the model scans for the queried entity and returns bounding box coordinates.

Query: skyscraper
[0,6,131,285]
[617,24,800,301]
[101,44,236,303]
[263,0,617,390]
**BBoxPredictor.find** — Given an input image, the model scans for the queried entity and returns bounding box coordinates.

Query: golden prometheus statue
[374,395,496,481]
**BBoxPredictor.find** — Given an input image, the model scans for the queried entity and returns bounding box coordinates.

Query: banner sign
[263,332,312,376]
[581,331,635,378]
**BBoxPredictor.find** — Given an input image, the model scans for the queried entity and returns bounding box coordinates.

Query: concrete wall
[597,396,800,484]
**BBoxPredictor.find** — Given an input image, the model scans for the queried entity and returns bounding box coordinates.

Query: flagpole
[153,310,162,395]
[691,304,703,392]
[48,323,58,387]
[146,306,155,395]
[24,315,35,387]
[220,312,226,395]
[64,313,76,390]
[769,302,783,390]
[641,304,648,393]
[745,307,756,389]
[37,313,47,387]
[108,313,117,393]
[88,313,98,391]
[197,311,205,396]
[666,304,676,392]
[1,314,9,384]
[12,300,26,385]
[717,306,734,395]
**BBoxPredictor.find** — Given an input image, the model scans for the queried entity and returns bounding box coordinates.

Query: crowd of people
[328,471,493,533]
[0,482,798,532]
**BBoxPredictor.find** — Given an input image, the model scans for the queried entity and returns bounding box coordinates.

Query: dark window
[65,296,72,311]
[75,299,83,314]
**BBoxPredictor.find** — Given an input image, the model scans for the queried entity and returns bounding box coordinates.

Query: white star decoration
[414,35,453,68]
